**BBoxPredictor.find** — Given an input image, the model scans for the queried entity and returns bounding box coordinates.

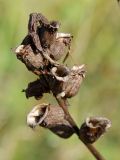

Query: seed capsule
[79,117,111,144]
[27,104,74,138]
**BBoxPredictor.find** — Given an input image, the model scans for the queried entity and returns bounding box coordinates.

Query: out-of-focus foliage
[0,0,120,160]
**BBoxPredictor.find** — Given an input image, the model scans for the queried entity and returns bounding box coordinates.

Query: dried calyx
[27,104,74,138]
[14,13,73,76]
[23,64,86,100]
[23,76,50,100]
[52,64,86,98]
[79,117,111,144]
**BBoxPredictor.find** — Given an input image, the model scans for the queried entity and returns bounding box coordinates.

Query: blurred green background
[0,0,120,159]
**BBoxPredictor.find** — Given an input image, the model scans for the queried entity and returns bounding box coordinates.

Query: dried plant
[27,103,74,138]
[13,12,111,160]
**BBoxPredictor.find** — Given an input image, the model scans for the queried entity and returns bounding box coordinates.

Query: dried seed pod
[23,74,57,100]
[14,13,74,71]
[60,65,85,98]
[38,21,60,49]
[79,117,111,144]
[51,64,86,98]
[50,33,73,61]
[28,13,49,34]
[28,13,50,52]
[24,65,85,100]
[51,65,70,81]
[28,13,61,53]
[27,104,74,138]
[14,44,46,75]
[23,76,50,100]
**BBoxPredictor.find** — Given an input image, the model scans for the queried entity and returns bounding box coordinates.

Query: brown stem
[56,97,79,135]
[85,144,106,160]
[55,97,106,160]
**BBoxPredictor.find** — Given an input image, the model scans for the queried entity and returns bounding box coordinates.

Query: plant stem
[85,144,106,160]
[55,97,106,160]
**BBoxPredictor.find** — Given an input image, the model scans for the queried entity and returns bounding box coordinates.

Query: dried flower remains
[13,12,111,160]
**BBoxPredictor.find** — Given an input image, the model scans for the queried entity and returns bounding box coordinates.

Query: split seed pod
[27,104,74,138]
[79,117,111,144]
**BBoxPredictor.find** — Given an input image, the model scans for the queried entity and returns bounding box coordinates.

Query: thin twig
[85,144,106,160]
[56,97,80,135]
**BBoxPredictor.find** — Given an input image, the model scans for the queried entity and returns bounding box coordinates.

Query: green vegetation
[0,0,120,159]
